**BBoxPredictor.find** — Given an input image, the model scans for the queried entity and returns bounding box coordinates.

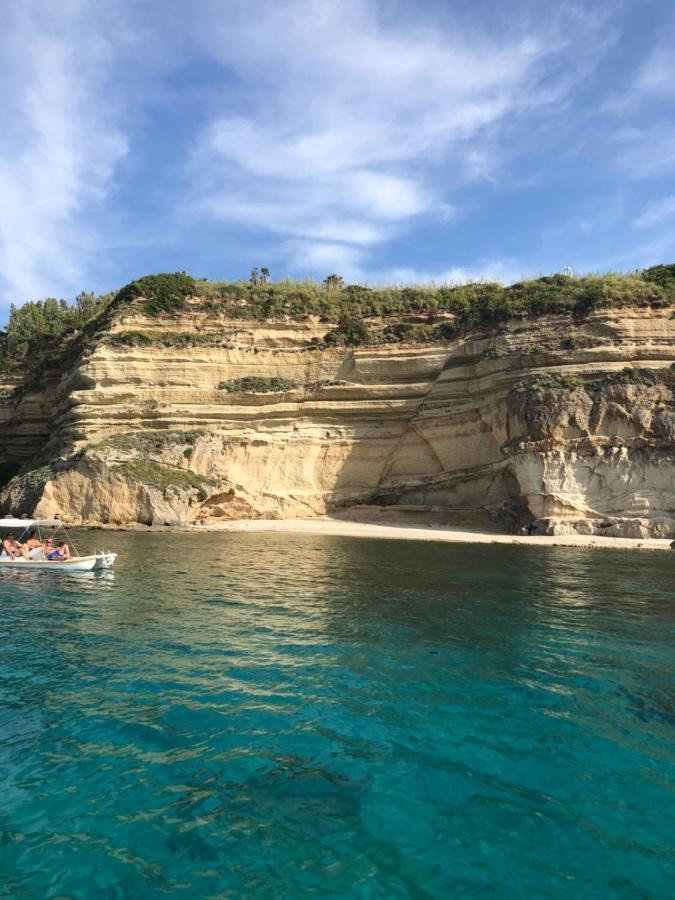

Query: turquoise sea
[1,531,674,898]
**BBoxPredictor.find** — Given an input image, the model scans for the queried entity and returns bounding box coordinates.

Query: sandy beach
[194,515,673,551]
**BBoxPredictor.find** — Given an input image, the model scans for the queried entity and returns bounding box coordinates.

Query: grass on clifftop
[2,264,675,372]
[192,266,675,329]
[114,273,197,317]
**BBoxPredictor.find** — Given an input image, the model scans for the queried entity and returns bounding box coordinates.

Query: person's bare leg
[61,544,71,560]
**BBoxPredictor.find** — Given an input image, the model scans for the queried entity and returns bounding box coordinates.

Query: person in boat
[1,532,31,560]
[24,531,45,560]
[44,539,71,561]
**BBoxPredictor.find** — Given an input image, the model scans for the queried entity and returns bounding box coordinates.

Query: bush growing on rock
[217,377,299,393]
[109,330,228,349]
[98,430,205,454]
[324,316,372,346]
[562,332,606,350]
[115,458,210,495]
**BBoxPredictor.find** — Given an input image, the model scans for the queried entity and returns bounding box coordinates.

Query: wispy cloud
[614,126,675,179]
[376,258,526,287]
[607,39,675,179]
[0,2,134,305]
[633,44,675,95]
[188,0,606,275]
[634,195,675,228]
[2,0,668,316]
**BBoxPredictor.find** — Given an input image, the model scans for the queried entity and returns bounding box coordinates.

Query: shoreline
[86,516,673,551]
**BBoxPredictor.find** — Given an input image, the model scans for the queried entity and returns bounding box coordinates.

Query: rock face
[1,304,673,537]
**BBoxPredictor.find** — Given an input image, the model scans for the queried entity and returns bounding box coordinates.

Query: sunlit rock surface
[1,306,673,536]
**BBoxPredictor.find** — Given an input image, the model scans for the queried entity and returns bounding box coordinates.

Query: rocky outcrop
[1,303,673,537]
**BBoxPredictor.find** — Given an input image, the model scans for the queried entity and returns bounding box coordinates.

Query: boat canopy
[0,518,63,531]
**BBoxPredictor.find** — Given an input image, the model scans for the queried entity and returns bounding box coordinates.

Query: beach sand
[195,515,673,551]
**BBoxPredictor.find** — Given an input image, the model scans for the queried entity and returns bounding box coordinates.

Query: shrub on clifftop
[641,263,675,293]
[114,273,197,316]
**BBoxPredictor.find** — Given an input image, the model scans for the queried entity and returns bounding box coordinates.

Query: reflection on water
[1,532,674,897]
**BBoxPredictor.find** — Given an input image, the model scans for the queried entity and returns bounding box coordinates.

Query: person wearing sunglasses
[44,539,71,561]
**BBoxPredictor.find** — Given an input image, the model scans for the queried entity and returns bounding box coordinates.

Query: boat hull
[0,553,117,572]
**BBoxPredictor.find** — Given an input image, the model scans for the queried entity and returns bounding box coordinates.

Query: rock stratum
[1,281,674,538]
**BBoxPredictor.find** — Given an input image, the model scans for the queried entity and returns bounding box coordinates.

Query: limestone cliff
[1,285,673,537]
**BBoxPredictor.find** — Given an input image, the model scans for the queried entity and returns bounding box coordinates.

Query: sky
[0,0,674,320]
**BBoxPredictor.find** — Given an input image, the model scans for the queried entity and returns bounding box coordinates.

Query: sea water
[0,531,673,898]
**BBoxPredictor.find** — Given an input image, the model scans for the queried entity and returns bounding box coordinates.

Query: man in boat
[25,531,45,560]
[44,539,71,561]
[1,532,31,560]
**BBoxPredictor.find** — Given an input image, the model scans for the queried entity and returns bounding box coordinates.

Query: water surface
[1,532,674,897]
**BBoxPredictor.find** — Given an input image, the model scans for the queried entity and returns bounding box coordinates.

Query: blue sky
[1,0,674,319]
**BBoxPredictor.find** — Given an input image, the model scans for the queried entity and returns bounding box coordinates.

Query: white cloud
[188,0,605,273]
[634,196,675,228]
[634,46,675,95]
[603,40,675,114]
[379,259,525,287]
[604,41,675,180]
[282,249,526,287]
[0,0,632,311]
[614,126,675,178]
[284,241,366,280]
[0,2,133,306]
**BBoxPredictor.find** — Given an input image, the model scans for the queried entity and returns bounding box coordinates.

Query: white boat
[0,518,117,572]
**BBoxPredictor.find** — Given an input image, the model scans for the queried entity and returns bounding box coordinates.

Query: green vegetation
[2,292,112,361]
[195,265,673,329]
[641,263,675,293]
[324,317,458,347]
[512,366,674,401]
[97,430,205,454]
[108,330,153,347]
[561,333,607,350]
[108,330,229,349]
[115,458,210,499]
[114,273,196,317]
[484,346,507,359]
[380,322,442,343]
[324,316,372,346]
[217,376,299,393]
[595,366,675,387]
[511,373,585,396]
[1,264,673,382]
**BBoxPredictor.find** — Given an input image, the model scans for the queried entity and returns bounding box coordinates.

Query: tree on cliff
[4,292,109,355]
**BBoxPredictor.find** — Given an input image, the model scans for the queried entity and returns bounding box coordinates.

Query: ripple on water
[1,532,674,897]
